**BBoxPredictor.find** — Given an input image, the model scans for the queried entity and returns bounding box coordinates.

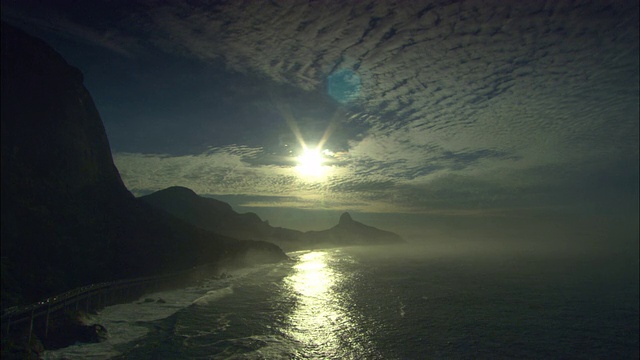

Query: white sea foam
[43,265,268,359]
[44,280,227,359]
[46,248,638,359]
[192,286,234,306]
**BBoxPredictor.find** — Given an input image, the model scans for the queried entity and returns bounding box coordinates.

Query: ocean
[45,244,639,359]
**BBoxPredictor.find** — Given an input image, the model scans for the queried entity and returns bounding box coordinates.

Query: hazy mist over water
[46,242,639,359]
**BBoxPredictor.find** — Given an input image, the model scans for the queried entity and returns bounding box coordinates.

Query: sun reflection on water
[283,251,354,357]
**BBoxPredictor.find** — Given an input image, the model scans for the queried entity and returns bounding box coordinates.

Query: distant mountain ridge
[304,211,405,246]
[139,186,287,242]
[140,186,405,251]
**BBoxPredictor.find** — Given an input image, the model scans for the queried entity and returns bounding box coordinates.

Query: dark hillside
[141,186,305,250]
[0,23,286,309]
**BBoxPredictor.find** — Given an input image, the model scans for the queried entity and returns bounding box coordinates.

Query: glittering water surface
[284,251,351,356]
[46,245,639,359]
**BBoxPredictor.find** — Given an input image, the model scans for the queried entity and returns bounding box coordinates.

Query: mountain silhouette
[0,23,286,308]
[304,211,405,246]
[141,186,405,250]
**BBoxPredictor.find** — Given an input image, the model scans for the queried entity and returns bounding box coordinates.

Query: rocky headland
[303,211,405,247]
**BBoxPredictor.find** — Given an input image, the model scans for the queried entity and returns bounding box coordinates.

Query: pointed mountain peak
[339,212,353,225]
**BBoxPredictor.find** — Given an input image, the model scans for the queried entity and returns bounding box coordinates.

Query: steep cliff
[0,23,286,309]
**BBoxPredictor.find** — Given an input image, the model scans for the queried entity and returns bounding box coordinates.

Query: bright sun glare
[296,148,326,178]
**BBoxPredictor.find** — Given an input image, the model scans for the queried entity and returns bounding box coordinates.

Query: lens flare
[273,99,342,181]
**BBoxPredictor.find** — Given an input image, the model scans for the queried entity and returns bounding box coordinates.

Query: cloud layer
[114,0,639,215]
[5,0,638,217]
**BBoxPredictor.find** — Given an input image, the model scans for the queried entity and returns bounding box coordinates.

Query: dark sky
[2,0,638,241]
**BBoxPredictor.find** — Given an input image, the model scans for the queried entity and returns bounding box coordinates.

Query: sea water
[45,244,639,359]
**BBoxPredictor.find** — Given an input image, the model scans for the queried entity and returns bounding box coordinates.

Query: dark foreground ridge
[1,22,287,356]
[141,186,405,251]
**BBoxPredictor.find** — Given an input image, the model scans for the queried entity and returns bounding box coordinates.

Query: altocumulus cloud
[10,0,635,217]
[114,145,375,211]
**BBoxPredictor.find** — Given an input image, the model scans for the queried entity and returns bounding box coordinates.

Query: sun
[296,148,326,178]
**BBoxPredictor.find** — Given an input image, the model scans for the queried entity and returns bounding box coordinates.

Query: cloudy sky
[2,0,638,241]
